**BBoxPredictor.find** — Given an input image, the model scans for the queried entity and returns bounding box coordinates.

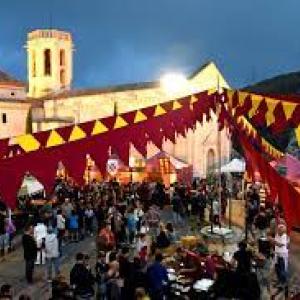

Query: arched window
[59,49,65,66]
[44,49,51,75]
[60,69,66,87]
[207,149,215,172]
[32,50,36,77]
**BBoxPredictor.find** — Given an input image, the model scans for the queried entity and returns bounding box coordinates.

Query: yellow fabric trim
[91,120,109,135]
[46,130,65,148]
[248,95,263,118]
[282,102,297,119]
[134,110,147,123]
[295,125,300,147]
[16,134,40,152]
[265,98,278,126]
[154,105,166,117]
[114,116,128,129]
[69,125,87,141]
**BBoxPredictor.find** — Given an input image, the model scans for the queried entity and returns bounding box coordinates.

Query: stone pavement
[0,235,98,299]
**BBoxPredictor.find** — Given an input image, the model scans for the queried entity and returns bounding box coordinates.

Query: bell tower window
[32,50,36,77]
[60,69,66,87]
[60,49,65,66]
[44,49,51,75]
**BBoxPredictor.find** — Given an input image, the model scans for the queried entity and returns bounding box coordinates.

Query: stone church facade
[0,29,231,177]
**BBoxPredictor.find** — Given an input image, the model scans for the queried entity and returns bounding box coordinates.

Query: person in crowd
[5,217,16,252]
[146,252,168,300]
[0,284,13,299]
[77,200,86,240]
[254,207,269,238]
[51,275,74,300]
[270,223,289,288]
[22,224,38,284]
[176,247,202,280]
[118,246,132,299]
[134,200,144,232]
[106,251,121,300]
[95,251,108,300]
[56,209,65,256]
[45,226,60,282]
[126,207,138,245]
[69,210,79,242]
[0,209,7,257]
[70,252,95,299]
[98,221,116,252]
[85,203,95,236]
[61,198,73,241]
[165,222,176,244]
[171,190,184,226]
[144,204,160,237]
[33,219,47,265]
[156,223,170,249]
[135,287,150,300]
[232,241,253,274]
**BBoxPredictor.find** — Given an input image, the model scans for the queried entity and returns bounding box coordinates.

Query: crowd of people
[0,176,296,299]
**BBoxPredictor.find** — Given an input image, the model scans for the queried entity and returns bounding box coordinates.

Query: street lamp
[160,73,188,95]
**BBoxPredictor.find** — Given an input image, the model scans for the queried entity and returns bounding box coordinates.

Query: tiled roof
[0,70,26,86]
[35,61,214,101]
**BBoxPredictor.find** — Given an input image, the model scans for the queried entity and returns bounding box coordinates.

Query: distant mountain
[244,71,300,95]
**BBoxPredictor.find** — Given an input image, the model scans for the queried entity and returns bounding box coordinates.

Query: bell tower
[26,29,73,98]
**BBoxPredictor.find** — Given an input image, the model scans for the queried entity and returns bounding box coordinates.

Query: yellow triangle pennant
[237,91,248,105]
[91,120,108,135]
[46,130,65,148]
[265,98,278,126]
[190,95,198,104]
[114,116,128,129]
[16,134,40,152]
[295,125,300,147]
[134,110,147,123]
[172,100,182,110]
[208,88,217,95]
[154,105,166,117]
[248,95,263,118]
[282,102,297,120]
[69,125,87,142]
[226,89,234,107]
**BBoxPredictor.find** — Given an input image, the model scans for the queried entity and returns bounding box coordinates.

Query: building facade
[0,29,231,177]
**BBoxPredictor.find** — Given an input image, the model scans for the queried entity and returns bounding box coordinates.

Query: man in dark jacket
[70,252,95,299]
[22,224,38,283]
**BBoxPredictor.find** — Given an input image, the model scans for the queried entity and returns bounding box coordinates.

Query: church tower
[26,29,73,98]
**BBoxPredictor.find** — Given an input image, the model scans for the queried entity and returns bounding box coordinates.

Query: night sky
[1,0,300,89]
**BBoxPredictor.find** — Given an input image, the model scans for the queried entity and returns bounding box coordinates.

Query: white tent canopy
[220,158,245,173]
[18,175,44,197]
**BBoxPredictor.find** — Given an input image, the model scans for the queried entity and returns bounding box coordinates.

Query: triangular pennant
[69,125,87,142]
[34,130,51,147]
[265,98,278,126]
[282,102,297,120]
[46,130,65,148]
[114,115,128,129]
[248,95,263,118]
[91,120,109,135]
[154,105,166,117]
[295,125,300,147]
[56,125,74,141]
[79,121,96,136]
[16,134,40,152]
[190,95,198,104]
[134,110,147,123]
[237,91,248,105]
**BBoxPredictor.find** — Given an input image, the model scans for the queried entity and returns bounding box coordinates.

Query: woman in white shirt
[272,224,289,286]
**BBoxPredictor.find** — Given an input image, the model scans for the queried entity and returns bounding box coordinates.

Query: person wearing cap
[45,226,60,281]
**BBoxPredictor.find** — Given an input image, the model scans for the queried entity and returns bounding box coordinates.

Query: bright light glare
[160,73,188,94]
